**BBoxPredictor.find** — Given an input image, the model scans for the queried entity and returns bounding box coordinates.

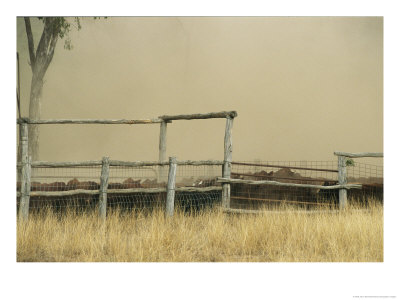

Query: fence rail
[334,152,383,158]
[217,177,362,190]
[231,161,338,173]
[17,118,164,125]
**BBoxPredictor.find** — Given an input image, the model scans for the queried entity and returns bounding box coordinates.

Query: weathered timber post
[158,121,168,183]
[166,157,177,217]
[18,123,31,222]
[222,116,234,209]
[337,155,347,209]
[99,156,110,219]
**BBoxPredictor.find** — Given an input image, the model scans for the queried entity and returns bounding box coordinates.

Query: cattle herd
[16,167,383,212]
[230,167,383,209]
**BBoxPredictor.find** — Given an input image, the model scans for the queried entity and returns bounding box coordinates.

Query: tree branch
[24,17,36,70]
[42,30,59,73]
[35,18,59,79]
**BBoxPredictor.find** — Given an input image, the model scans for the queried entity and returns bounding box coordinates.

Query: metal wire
[16,159,383,214]
[230,160,383,209]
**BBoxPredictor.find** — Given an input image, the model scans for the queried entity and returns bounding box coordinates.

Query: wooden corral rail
[217,177,362,190]
[16,111,238,124]
[17,159,224,168]
[159,111,237,121]
[231,172,338,183]
[334,151,383,209]
[17,118,164,124]
[231,161,338,173]
[222,208,365,215]
[230,196,333,207]
[334,152,383,158]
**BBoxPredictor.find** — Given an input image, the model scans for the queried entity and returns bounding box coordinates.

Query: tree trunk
[24,17,59,161]
[28,73,44,161]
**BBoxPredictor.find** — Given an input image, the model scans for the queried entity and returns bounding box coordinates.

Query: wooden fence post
[222,116,234,209]
[166,157,177,217]
[338,155,347,209]
[18,123,31,222]
[99,156,110,219]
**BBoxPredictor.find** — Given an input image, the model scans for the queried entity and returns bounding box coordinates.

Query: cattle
[230,167,383,209]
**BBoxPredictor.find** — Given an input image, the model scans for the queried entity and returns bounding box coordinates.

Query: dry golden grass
[17,201,383,262]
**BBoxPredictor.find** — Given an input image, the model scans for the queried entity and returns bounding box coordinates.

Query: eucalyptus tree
[23,17,82,160]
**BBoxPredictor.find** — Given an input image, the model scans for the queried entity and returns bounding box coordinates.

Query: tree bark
[28,74,44,160]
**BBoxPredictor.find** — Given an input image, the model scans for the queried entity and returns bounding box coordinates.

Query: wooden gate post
[222,116,234,209]
[337,155,348,209]
[166,157,177,217]
[18,123,31,222]
[99,156,110,219]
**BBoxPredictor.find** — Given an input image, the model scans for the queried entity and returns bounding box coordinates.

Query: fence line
[16,156,224,220]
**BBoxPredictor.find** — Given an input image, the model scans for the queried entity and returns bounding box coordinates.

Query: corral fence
[17,157,224,220]
[17,111,237,221]
[217,152,383,214]
[17,110,383,218]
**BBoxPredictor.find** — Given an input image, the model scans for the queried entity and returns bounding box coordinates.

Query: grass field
[17,201,383,262]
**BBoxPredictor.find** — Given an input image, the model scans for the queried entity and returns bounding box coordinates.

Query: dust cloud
[16,17,383,164]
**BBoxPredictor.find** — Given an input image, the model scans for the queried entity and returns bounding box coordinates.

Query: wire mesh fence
[175,164,222,212]
[16,158,383,215]
[230,160,383,210]
[346,159,383,203]
[17,162,223,215]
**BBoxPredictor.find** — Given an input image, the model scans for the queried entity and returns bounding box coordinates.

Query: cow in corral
[141,179,159,188]
[230,168,340,209]
[66,178,99,191]
[121,178,141,189]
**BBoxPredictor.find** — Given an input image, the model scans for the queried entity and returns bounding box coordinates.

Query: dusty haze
[16,17,383,164]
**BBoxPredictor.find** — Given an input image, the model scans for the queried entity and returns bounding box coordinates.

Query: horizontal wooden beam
[18,160,224,168]
[109,160,169,167]
[176,160,223,166]
[231,162,338,173]
[217,177,362,190]
[17,186,223,198]
[231,172,338,183]
[21,189,100,197]
[18,161,103,168]
[230,196,332,206]
[222,208,342,215]
[107,187,165,194]
[159,111,237,121]
[175,186,222,192]
[334,152,383,158]
[17,118,163,125]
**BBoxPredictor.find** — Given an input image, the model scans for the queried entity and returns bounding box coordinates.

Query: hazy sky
[16,17,383,164]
